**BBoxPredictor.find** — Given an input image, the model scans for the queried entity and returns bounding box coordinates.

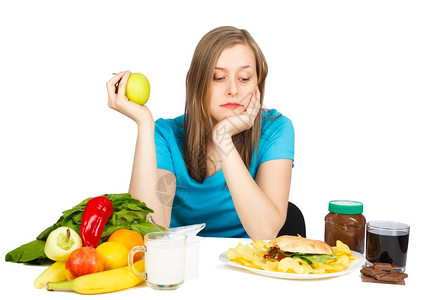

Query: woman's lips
[220,102,242,109]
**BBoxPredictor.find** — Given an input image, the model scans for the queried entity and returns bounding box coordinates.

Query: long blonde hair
[184,26,268,183]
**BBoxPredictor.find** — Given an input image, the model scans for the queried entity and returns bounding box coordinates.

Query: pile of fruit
[6,193,160,294]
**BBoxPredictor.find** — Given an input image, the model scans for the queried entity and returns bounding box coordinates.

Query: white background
[0,0,423,298]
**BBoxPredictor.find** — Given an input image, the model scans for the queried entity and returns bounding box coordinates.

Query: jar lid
[328,200,363,214]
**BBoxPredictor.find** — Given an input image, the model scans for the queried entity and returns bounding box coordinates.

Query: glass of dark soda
[366,221,410,272]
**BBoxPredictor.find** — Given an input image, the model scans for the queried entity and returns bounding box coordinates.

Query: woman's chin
[222,109,245,120]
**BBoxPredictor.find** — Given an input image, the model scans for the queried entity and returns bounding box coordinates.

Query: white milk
[144,234,186,286]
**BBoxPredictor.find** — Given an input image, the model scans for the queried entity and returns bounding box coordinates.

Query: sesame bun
[270,235,333,255]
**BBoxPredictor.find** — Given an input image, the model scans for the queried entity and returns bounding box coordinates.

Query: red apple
[65,247,104,280]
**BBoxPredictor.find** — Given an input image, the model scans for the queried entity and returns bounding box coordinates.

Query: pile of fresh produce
[5,193,161,294]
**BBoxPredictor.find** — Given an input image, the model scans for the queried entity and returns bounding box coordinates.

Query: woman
[106,26,294,240]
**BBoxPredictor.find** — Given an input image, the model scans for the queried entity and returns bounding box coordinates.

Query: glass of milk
[128,232,186,290]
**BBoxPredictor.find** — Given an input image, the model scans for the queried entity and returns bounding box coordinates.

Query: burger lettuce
[264,246,336,265]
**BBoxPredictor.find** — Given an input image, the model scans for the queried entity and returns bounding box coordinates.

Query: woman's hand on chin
[212,87,260,145]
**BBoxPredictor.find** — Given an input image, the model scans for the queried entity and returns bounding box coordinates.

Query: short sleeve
[258,114,295,165]
[154,118,175,173]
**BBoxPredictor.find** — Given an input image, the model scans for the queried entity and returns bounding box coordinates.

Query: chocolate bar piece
[360,267,385,278]
[360,263,408,285]
[361,274,405,285]
[375,272,408,282]
[373,262,395,272]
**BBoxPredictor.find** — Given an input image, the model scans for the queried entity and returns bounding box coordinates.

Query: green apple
[125,73,150,105]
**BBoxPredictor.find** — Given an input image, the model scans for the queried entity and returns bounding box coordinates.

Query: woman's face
[207,43,258,124]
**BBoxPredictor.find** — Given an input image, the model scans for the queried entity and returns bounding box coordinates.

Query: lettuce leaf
[4,240,50,265]
[293,254,336,265]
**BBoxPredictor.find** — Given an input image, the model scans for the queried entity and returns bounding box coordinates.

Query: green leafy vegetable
[5,193,160,264]
[293,254,337,265]
[4,240,50,265]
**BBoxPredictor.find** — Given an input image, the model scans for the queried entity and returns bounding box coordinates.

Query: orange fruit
[96,242,129,270]
[107,229,144,261]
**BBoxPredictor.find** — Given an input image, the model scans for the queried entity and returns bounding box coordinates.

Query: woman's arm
[129,122,175,228]
[214,135,292,240]
[212,87,292,240]
[106,71,174,228]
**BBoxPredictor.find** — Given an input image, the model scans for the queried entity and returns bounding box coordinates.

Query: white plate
[219,250,365,280]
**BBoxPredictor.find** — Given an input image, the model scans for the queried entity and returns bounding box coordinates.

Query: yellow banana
[46,260,144,294]
[34,261,67,289]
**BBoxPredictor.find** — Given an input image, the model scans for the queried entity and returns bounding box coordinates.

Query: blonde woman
[106,26,294,240]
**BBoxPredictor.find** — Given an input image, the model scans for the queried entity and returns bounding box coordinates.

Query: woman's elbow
[248,220,286,241]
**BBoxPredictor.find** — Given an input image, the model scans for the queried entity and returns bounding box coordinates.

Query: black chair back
[277,202,306,238]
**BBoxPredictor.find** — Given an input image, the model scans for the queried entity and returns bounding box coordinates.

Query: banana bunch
[36,260,144,294]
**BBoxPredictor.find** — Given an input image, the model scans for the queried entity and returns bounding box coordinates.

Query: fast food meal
[226,235,359,274]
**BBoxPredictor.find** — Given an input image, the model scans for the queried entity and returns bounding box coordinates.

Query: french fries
[226,240,358,275]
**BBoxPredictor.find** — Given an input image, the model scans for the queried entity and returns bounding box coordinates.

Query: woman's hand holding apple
[106,70,153,126]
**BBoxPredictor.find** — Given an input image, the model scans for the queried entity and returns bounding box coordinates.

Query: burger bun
[270,235,332,254]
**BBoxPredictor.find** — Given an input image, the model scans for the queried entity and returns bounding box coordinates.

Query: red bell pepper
[80,196,114,248]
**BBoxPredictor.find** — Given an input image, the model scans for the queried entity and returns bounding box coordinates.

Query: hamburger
[264,235,336,264]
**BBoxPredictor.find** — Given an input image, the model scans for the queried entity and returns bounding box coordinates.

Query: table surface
[0,237,418,299]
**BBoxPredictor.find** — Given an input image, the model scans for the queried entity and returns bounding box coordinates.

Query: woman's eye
[213,76,225,81]
[240,77,250,82]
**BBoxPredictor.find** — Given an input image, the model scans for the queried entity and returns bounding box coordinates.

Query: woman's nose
[226,78,238,96]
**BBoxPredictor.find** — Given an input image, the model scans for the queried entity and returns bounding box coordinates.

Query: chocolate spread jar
[324,200,366,253]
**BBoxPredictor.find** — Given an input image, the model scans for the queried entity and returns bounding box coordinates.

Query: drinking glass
[366,221,410,272]
[128,232,186,290]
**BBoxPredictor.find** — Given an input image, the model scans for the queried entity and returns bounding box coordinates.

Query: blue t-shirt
[154,109,294,238]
